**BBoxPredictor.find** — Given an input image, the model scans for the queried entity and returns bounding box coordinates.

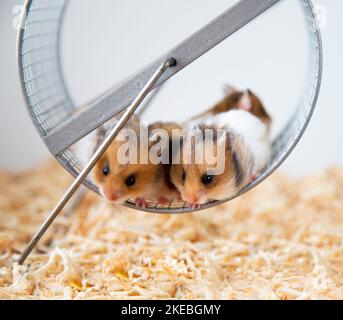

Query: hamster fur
[74,87,271,207]
[189,86,272,131]
[170,126,255,207]
[92,120,181,207]
[171,88,272,206]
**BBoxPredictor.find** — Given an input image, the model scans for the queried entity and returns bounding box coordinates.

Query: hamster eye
[201,174,213,186]
[182,171,186,182]
[102,165,110,176]
[125,175,136,187]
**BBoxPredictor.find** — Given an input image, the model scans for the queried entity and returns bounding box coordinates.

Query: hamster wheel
[18,0,322,216]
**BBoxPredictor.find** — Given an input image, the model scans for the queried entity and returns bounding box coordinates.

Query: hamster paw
[250,174,257,182]
[157,197,170,205]
[135,197,148,208]
[189,203,202,210]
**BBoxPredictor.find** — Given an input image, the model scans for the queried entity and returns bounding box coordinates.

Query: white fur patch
[200,109,271,174]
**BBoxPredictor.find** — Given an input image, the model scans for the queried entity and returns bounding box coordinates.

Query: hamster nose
[184,193,200,204]
[105,190,122,202]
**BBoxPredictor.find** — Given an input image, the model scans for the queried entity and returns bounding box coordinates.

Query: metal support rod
[18,58,176,265]
[136,83,165,118]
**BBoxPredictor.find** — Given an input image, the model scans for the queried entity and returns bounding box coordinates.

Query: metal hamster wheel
[17,0,322,263]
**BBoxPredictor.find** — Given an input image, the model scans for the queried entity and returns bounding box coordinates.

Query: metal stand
[18,58,176,265]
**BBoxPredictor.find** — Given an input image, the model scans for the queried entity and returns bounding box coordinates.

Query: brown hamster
[170,126,254,208]
[92,120,181,207]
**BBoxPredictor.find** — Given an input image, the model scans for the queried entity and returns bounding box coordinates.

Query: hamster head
[93,126,171,204]
[170,126,253,206]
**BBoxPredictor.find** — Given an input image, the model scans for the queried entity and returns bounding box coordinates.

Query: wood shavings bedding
[1,161,343,299]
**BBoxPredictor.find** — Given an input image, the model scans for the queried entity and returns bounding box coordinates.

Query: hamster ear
[148,128,169,147]
[148,129,160,143]
[189,122,200,132]
[217,130,235,151]
[92,125,107,153]
[223,84,237,96]
[238,90,253,111]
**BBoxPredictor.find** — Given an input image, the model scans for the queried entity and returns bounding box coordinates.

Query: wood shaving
[1,161,343,299]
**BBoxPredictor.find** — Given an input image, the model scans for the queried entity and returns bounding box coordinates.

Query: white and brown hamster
[92,119,181,207]
[170,88,272,207]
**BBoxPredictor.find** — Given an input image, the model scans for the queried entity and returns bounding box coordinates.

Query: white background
[0,0,341,176]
